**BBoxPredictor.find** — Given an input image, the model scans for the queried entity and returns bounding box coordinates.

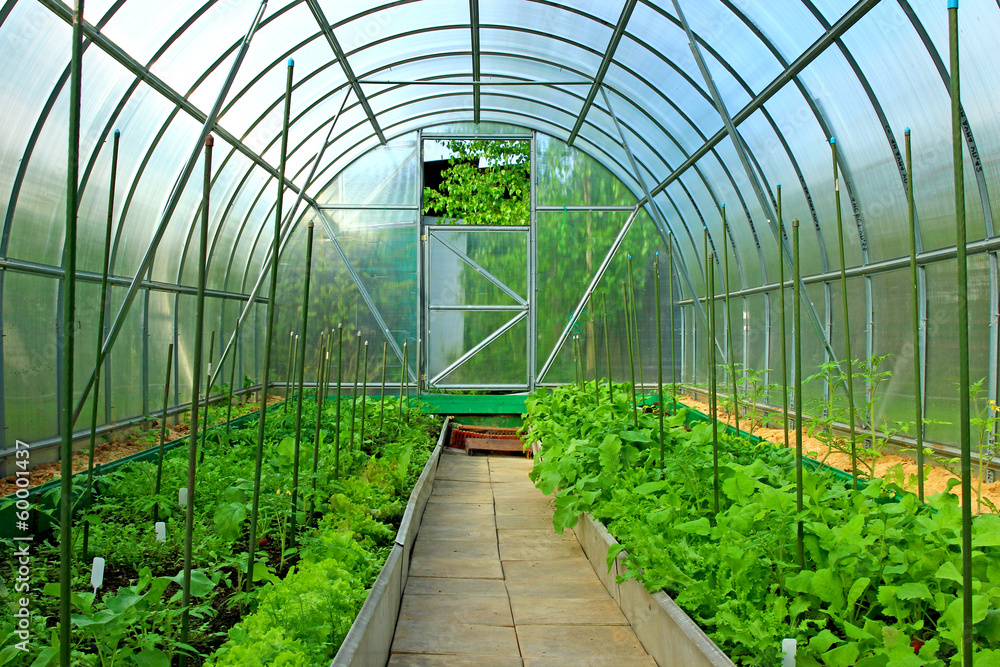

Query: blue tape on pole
[288,58,295,67]
[830,137,837,144]
[948,0,958,9]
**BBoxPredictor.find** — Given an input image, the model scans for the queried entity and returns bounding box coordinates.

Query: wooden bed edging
[331,417,450,667]
[573,512,737,667]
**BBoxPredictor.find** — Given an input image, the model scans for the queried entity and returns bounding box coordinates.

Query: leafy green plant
[968,378,999,514]
[739,366,777,438]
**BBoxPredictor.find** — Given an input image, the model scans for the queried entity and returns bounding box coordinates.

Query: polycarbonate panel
[427,229,527,306]
[728,0,824,65]
[147,290,175,410]
[536,134,636,207]
[429,311,527,387]
[3,273,57,443]
[480,27,603,78]
[319,135,418,206]
[481,1,612,56]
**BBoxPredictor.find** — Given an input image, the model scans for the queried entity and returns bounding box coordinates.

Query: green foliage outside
[423,140,530,226]
[524,382,1000,665]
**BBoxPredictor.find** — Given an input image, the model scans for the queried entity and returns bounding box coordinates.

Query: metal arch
[469,0,481,123]
[304,0,386,144]
[566,0,637,147]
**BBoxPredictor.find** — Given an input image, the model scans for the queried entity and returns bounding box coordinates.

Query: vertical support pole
[627,255,644,392]
[708,249,720,516]
[225,317,239,444]
[572,335,580,385]
[285,332,295,412]
[592,294,600,405]
[669,235,677,414]
[723,206,739,434]
[905,129,925,502]
[603,291,613,402]
[623,282,638,427]
[349,331,361,445]
[655,254,664,469]
[60,3,84,661]
[335,324,343,477]
[289,222,314,548]
[378,340,388,431]
[399,340,408,424]
[180,135,213,666]
[153,344,173,523]
[950,2,973,662]
[833,138,859,489]
[311,341,327,523]
[199,330,215,461]
[778,186,790,450]
[246,58,294,592]
[528,131,538,390]
[83,128,119,560]
[360,341,369,444]
[793,218,804,570]
[415,337,422,406]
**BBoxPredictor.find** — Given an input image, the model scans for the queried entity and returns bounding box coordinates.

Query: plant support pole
[378,341,387,431]
[289,222,314,547]
[180,135,213,665]
[793,218,804,570]
[225,318,239,444]
[950,2,973,662]
[199,330,215,461]
[603,292,613,403]
[285,332,295,412]
[359,341,369,444]
[59,2,84,660]
[335,324,343,477]
[310,342,327,522]
[153,344,173,523]
[778,186,790,451]
[246,58,293,592]
[628,254,644,392]
[655,254,664,468]
[399,340,407,425]
[905,129,925,503]
[349,331,361,445]
[832,138,859,490]
[708,250,720,516]
[723,206,740,434]
[669,235,677,414]
[83,128,119,560]
[623,282,638,427]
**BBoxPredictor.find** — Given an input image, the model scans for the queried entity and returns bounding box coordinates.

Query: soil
[677,396,1000,513]
[0,395,283,497]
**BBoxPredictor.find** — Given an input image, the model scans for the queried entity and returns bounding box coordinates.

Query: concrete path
[389,451,655,666]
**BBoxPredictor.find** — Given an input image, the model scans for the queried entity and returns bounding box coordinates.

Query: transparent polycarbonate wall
[2,0,1000,451]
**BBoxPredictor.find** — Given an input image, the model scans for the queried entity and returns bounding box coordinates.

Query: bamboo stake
[246,59,294,592]
[153,344,173,524]
[180,135,213,663]
[289,222,315,548]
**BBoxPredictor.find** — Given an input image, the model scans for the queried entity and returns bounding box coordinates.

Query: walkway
[389,451,655,666]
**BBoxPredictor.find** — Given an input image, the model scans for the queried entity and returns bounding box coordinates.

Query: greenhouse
[1,0,1000,664]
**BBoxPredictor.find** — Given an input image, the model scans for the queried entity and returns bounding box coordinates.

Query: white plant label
[154,521,166,543]
[178,487,188,508]
[90,557,105,593]
[781,638,796,667]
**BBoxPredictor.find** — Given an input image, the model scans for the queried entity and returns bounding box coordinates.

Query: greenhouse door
[422,225,532,390]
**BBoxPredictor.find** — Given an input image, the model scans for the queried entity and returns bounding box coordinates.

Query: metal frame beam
[566,0,637,146]
[304,0,386,145]
[469,0,481,123]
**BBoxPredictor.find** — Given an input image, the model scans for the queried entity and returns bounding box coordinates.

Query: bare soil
[0,395,283,497]
[678,396,1000,513]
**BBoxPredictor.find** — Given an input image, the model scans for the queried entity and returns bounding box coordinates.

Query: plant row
[1,394,440,666]
[524,382,1000,666]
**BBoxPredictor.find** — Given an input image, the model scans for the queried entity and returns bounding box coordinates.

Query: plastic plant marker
[289,222,315,548]
[179,487,187,508]
[246,58,293,594]
[90,557,105,594]
[155,522,166,543]
[781,638,796,667]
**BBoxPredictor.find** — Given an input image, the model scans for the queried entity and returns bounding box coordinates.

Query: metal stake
[285,331,295,412]
[335,324,344,477]
[180,135,212,666]
[793,219,804,570]
[199,330,215,462]
[349,331,361,446]
[246,58,293,593]
[723,206,740,434]
[905,129,925,502]
[778,186,790,453]
[708,244,720,516]
[655,254,664,468]
[603,292,613,403]
[360,341,369,444]
[399,340,407,424]
[669,235,677,414]
[623,282,638,427]
[225,318,239,444]
[153,344,173,524]
[289,222,315,548]
[378,340,388,432]
[628,254,644,392]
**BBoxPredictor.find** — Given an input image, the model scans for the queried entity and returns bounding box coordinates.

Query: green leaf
[895,582,931,601]
[808,629,841,653]
[28,647,59,667]
[821,641,860,667]
[133,648,170,667]
[674,517,710,536]
[634,481,670,496]
[598,434,622,474]
[606,544,625,572]
[847,577,871,616]
[619,430,651,443]
[163,569,216,598]
[935,561,963,584]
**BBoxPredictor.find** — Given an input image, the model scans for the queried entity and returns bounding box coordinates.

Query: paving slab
[412,538,500,560]
[412,524,498,542]
[391,620,520,657]
[499,540,585,561]
[497,528,577,544]
[515,625,649,659]
[422,501,496,515]
[418,514,496,532]
[389,655,523,666]
[399,593,514,626]
[508,596,628,625]
[408,555,504,580]
[522,657,656,667]
[495,513,555,530]
[404,576,509,598]
[501,559,598,582]
[505,578,611,600]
